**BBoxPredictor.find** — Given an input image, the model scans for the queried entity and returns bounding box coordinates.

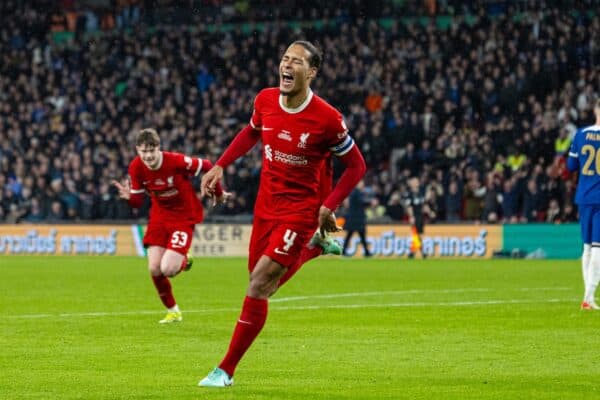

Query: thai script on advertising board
[0,229,117,255]
[343,230,488,257]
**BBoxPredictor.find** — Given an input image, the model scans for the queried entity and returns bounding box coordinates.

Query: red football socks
[279,245,322,287]
[219,296,268,377]
[151,274,176,308]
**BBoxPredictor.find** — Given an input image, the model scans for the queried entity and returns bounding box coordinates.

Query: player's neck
[282,87,311,109]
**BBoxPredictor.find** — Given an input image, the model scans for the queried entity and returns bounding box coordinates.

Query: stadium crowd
[0,1,599,224]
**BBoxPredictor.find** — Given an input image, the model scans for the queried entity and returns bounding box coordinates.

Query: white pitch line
[270,287,572,303]
[270,298,573,311]
[5,288,576,320]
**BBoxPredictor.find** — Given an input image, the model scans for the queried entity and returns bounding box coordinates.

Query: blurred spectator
[482,174,502,223]
[25,197,45,222]
[463,172,485,220]
[365,198,386,221]
[46,200,65,222]
[386,191,404,221]
[561,201,578,222]
[522,179,544,222]
[546,198,562,223]
[445,180,462,222]
[501,177,519,223]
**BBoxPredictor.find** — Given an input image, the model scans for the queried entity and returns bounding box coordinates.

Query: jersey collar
[279,88,313,114]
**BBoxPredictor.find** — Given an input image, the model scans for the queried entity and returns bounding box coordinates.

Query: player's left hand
[318,205,342,236]
[212,191,232,207]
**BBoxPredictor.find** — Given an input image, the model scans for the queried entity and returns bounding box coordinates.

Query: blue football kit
[567,124,600,244]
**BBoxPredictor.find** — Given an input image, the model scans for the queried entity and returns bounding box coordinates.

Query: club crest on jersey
[298,132,310,148]
[167,176,174,186]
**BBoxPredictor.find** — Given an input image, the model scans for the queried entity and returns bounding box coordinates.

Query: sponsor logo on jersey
[274,150,308,166]
[278,130,292,141]
[155,179,165,185]
[264,144,307,166]
[298,132,310,148]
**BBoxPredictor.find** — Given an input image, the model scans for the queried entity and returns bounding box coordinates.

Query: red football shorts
[248,217,314,271]
[143,220,195,256]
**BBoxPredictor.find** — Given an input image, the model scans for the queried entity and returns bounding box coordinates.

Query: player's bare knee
[248,276,276,298]
[161,263,179,277]
[148,263,161,276]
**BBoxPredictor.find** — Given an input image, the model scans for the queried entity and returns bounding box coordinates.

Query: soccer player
[341,180,372,257]
[197,40,367,387]
[567,99,600,310]
[113,128,226,323]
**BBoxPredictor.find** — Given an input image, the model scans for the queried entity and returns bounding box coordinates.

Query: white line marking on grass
[270,287,572,303]
[7,292,576,320]
[271,298,573,311]
[9,308,240,319]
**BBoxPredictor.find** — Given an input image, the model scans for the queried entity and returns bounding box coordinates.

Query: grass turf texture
[1,257,599,399]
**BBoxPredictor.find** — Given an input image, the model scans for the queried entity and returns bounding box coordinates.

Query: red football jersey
[250,88,355,225]
[128,151,204,224]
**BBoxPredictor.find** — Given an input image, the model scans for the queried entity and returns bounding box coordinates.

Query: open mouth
[281,72,294,86]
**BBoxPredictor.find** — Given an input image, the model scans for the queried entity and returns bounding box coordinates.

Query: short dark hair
[290,40,322,70]
[136,128,160,147]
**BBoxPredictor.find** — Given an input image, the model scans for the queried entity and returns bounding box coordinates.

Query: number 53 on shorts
[171,231,189,248]
[165,224,194,254]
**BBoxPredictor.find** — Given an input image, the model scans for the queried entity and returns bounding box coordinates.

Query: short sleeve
[174,153,203,176]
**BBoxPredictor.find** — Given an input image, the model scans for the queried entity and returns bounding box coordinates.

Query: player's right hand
[200,165,224,198]
[112,179,131,200]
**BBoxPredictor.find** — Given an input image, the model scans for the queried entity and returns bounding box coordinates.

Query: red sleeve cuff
[128,193,144,209]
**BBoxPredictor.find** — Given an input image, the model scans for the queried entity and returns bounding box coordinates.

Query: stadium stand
[0,0,598,224]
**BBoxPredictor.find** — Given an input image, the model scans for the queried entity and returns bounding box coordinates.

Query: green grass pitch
[1,256,599,399]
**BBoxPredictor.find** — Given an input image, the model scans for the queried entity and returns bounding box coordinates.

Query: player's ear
[308,66,317,80]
